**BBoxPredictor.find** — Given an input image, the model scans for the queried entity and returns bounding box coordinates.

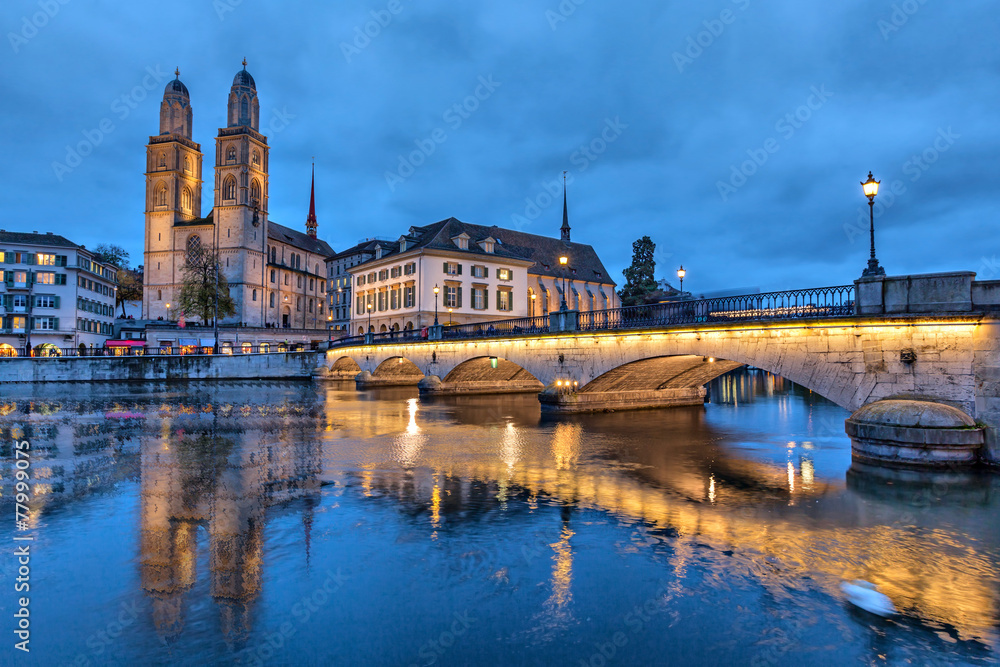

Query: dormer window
[478,237,496,254]
[375,245,383,260]
[397,236,408,252]
[451,232,470,250]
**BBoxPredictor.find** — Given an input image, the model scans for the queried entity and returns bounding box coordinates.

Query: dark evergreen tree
[618,236,658,306]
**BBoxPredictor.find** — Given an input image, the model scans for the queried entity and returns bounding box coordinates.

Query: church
[142,62,334,330]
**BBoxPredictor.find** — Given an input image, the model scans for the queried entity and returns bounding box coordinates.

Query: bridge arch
[372,356,424,381]
[579,355,744,393]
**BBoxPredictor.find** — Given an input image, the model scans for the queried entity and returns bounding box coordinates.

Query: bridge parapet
[856,271,1000,315]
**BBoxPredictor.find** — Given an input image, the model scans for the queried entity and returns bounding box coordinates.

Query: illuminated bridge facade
[324,275,1000,465]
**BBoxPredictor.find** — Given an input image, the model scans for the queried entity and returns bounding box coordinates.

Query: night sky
[2,1,997,294]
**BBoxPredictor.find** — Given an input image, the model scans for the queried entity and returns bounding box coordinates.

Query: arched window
[252,151,260,168]
[157,152,166,168]
[270,247,276,263]
[156,184,168,207]
[296,297,302,311]
[226,146,237,163]
[183,156,191,173]
[181,187,192,212]
[186,235,202,264]
[157,289,162,300]
[250,179,261,205]
[240,96,249,122]
[252,289,257,301]
[269,292,275,307]
[223,176,237,201]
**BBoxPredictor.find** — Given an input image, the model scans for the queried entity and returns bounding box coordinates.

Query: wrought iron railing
[329,285,855,348]
[578,284,855,331]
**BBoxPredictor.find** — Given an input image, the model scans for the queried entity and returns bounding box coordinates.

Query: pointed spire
[560,171,571,242]
[305,160,318,239]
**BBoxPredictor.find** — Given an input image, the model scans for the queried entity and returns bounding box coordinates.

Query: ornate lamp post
[165,303,171,320]
[558,255,569,310]
[677,266,686,293]
[367,301,373,333]
[861,171,885,277]
[433,284,440,325]
[530,292,536,317]
[327,315,333,345]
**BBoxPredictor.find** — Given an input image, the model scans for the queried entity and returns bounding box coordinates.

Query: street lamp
[530,292,536,317]
[861,171,885,277]
[558,255,569,310]
[367,301,373,333]
[433,284,440,325]
[165,303,171,320]
[327,315,333,345]
[448,307,453,325]
[677,266,686,293]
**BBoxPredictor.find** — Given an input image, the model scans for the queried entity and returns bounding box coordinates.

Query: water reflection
[0,372,997,664]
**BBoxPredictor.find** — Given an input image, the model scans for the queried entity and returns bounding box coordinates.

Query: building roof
[0,230,80,249]
[267,221,335,257]
[367,217,616,285]
[329,238,385,261]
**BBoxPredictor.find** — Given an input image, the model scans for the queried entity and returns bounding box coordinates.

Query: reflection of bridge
[324,273,1000,464]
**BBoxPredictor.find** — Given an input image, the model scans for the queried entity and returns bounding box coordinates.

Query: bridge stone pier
[323,272,1000,468]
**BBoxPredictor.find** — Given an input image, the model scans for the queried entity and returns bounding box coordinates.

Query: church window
[250,179,261,205]
[226,146,237,163]
[184,156,191,173]
[181,187,192,212]
[157,290,162,300]
[223,176,237,201]
[296,297,302,311]
[270,247,276,263]
[158,152,166,168]
[270,293,275,307]
[297,276,303,288]
[284,274,289,286]
[270,269,275,283]
[252,151,260,168]
[252,289,257,302]
[156,184,168,207]
[240,96,249,122]
[186,235,202,264]
[308,299,313,313]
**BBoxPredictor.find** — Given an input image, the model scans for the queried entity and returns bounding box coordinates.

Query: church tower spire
[560,171,571,242]
[305,161,317,239]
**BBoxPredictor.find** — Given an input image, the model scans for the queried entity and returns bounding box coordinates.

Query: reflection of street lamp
[558,255,568,310]
[433,284,440,325]
[861,171,885,277]
[677,266,686,293]
[530,292,536,317]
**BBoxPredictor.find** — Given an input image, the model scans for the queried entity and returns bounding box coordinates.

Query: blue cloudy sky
[1,0,997,293]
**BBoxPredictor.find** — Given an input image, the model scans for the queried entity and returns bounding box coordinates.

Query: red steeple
[305,161,318,239]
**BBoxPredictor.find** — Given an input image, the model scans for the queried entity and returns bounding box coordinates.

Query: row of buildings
[0,63,618,354]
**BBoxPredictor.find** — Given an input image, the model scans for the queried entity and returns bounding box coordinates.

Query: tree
[93,243,130,269]
[116,268,144,318]
[178,245,235,325]
[618,236,658,307]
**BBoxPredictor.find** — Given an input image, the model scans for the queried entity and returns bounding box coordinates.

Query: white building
[348,217,618,335]
[0,231,117,356]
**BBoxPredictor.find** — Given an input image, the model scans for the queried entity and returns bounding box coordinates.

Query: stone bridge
[321,272,1000,466]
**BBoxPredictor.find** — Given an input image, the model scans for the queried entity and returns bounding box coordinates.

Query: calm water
[1,371,998,666]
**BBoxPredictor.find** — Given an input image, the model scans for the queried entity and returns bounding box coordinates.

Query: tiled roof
[0,230,80,249]
[267,221,335,257]
[329,239,389,260]
[370,217,616,285]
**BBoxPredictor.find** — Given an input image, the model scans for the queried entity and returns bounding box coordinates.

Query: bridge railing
[329,284,855,347]
[578,284,856,331]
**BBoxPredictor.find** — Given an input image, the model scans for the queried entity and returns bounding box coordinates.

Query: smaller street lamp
[530,292,537,317]
[433,284,440,325]
[558,255,569,310]
[448,307,453,325]
[861,171,885,277]
[367,301,373,333]
[677,266,686,293]
[327,315,333,344]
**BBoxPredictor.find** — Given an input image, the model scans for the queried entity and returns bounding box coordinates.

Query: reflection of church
[137,393,321,641]
[142,62,334,330]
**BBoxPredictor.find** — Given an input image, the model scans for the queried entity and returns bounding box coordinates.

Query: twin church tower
[143,62,332,328]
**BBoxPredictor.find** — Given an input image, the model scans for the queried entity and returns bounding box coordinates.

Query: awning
[200,338,216,347]
[179,338,198,346]
[105,340,145,348]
